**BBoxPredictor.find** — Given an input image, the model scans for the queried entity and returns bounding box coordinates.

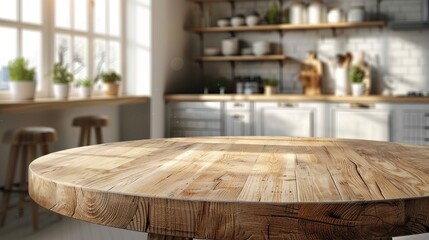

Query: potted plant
[262,79,278,95]
[76,79,94,99]
[100,71,121,97]
[8,57,36,101]
[349,66,365,96]
[52,63,74,99]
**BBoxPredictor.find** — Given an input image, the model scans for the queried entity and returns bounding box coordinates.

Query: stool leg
[86,127,92,146]
[0,145,20,227]
[79,127,86,147]
[18,145,28,217]
[28,144,38,230]
[95,127,103,144]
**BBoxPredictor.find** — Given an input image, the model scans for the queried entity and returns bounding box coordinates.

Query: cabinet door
[332,109,390,141]
[225,111,251,136]
[255,103,314,137]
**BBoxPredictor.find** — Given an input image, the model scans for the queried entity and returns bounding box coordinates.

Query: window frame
[0,0,127,99]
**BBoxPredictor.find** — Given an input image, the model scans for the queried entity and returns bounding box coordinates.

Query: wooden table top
[29,137,429,239]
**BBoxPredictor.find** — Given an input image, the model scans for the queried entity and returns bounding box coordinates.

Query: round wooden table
[29,137,429,240]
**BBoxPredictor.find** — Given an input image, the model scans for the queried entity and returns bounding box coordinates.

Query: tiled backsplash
[192,0,429,95]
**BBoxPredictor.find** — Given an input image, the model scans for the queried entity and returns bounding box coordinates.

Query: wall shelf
[194,55,287,62]
[189,21,385,33]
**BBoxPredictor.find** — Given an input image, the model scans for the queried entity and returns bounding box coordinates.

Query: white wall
[151,0,193,138]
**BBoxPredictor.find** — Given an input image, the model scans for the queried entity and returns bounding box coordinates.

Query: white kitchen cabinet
[254,102,325,137]
[167,102,223,137]
[225,102,251,136]
[390,104,429,145]
[331,107,390,141]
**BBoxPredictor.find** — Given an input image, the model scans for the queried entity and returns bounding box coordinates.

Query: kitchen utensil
[217,18,230,27]
[222,38,239,56]
[231,14,245,27]
[327,8,344,23]
[252,41,270,56]
[308,0,327,24]
[348,6,365,22]
[290,1,307,25]
[204,48,220,56]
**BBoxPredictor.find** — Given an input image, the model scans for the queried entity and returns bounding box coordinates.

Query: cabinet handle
[350,103,373,109]
[278,102,296,108]
[233,115,244,120]
[234,103,244,108]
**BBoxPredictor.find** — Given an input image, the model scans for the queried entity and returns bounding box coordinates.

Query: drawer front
[171,102,221,110]
[172,109,221,120]
[225,102,251,111]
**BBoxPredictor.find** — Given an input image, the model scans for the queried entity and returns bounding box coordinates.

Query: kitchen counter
[0,95,150,114]
[165,94,429,103]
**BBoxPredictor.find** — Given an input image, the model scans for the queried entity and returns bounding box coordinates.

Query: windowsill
[0,95,150,114]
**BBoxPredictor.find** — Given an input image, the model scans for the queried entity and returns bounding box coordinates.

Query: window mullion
[88,0,94,80]
[106,0,110,70]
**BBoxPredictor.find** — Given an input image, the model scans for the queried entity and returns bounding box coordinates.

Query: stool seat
[72,116,109,127]
[2,127,57,145]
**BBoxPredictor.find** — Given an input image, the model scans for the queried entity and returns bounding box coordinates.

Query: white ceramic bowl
[217,19,230,27]
[252,41,270,56]
[231,17,245,27]
[204,48,220,56]
[245,15,260,26]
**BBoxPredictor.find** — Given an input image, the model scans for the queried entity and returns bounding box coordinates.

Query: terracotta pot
[104,83,119,97]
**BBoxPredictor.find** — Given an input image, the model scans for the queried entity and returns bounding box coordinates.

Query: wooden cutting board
[300,51,323,95]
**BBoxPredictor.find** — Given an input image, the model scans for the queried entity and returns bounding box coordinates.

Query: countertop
[0,95,150,114]
[164,94,429,103]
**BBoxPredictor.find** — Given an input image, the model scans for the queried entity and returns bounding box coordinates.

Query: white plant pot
[9,81,36,101]
[352,83,364,96]
[335,68,350,96]
[79,86,92,99]
[53,84,70,100]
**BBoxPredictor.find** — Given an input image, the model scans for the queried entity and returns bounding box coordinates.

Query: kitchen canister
[222,38,239,56]
[335,68,349,96]
[327,8,344,23]
[347,6,365,22]
[307,0,327,24]
[290,1,307,25]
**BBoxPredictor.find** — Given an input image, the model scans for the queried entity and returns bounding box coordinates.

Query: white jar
[308,0,327,24]
[290,1,307,25]
[221,38,239,56]
[230,16,245,27]
[348,6,365,23]
[327,8,344,23]
[335,68,349,96]
[252,41,270,56]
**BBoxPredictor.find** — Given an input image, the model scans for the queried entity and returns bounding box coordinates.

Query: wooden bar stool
[72,116,109,146]
[0,127,57,230]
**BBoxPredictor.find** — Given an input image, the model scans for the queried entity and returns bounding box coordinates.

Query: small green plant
[265,2,279,25]
[76,79,94,88]
[101,71,121,84]
[52,63,74,84]
[7,57,35,81]
[262,79,278,87]
[349,66,365,83]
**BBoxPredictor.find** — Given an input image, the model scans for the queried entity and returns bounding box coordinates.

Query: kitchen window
[0,0,125,97]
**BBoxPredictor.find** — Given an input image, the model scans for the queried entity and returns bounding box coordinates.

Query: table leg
[147,233,192,240]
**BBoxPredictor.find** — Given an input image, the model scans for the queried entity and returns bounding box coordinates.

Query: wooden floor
[0,202,146,240]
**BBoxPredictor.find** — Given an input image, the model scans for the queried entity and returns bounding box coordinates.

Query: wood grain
[0,95,149,114]
[164,94,429,103]
[189,22,385,33]
[29,137,429,239]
